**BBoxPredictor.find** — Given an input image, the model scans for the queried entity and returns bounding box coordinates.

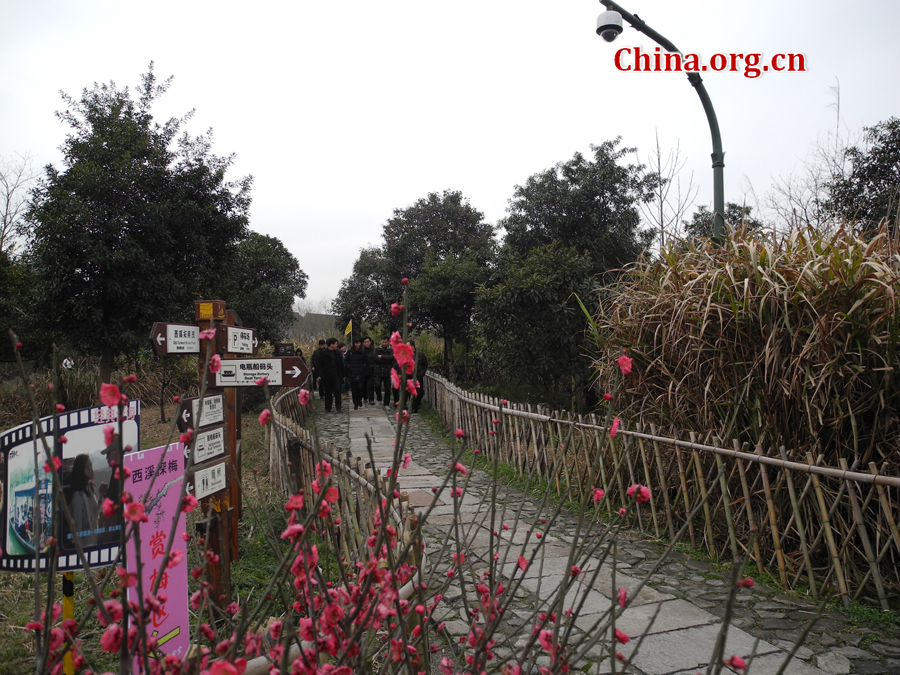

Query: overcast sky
[3,1,899,307]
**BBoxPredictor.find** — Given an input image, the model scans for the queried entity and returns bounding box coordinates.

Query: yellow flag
[344,319,352,336]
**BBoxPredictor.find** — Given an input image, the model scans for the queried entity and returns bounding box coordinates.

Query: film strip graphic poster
[0,401,140,571]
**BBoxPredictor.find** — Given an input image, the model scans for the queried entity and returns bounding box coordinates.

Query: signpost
[207,357,310,388]
[192,425,227,465]
[219,326,258,355]
[176,394,225,433]
[192,461,230,500]
[152,299,307,604]
[149,323,201,356]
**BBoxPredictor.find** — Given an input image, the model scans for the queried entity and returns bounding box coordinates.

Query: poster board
[0,401,140,571]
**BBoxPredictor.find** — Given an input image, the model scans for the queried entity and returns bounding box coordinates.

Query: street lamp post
[597,0,725,244]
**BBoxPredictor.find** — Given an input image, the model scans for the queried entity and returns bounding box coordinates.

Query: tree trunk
[99,351,114,393]
[159,358,168,423]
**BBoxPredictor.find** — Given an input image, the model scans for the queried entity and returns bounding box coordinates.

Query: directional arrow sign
[207,357,310,388]
[192,461,230,500]
[193,424,228,464]
[219,326,258,355]
[176,394,226,433]
[150,323,200,356]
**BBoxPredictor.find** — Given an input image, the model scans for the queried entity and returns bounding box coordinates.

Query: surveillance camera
[596,10,623,42]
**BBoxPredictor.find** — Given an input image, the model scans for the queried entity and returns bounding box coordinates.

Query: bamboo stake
[776,447,816,596]
[637,429,660,538]
[869,462,900,558]
[690,434,715,555]
[591,414,611,502]
[674,443,697,547]
[806,452,850,608]
[734,448,765,575]
[713,452,737,562]
[756,444,788,586]
[651,423,676,541]
[840,458,889,611]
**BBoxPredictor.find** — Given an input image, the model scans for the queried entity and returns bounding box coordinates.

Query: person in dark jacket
[362,336,376,405]
[344,338,368,409]
[373,336,398,407]
[310,340,327,399]
[316,338,345,412]
[409,340,429,413]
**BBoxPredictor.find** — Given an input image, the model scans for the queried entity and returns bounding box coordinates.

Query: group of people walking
[309,336,428,414]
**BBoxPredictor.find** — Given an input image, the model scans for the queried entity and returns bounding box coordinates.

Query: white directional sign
[193,425,227,465]
[194,461,228,500]
[177,395,225,432]
[192,396,225,427]
[212,358,309,387]
[150,323,200,356]
[225,327,258,355]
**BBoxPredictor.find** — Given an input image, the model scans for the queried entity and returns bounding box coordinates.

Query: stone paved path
[312,399,900,675]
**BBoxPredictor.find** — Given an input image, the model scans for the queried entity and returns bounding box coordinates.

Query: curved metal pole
[600,0,725,244]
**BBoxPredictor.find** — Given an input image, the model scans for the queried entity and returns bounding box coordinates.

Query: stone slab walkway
[311,399,900,675]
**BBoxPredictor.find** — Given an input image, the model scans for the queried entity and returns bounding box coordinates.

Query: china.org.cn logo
[615,46,806,79]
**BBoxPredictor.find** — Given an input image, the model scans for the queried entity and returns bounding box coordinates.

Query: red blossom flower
[181,494,199,513]
[258,409,272,425]
[593,488,605,502]
[453,462,468,475]
[610,417,620,438]
[209,354,222,374]
[123,502,148,523]
[99,383,122,407]
[454,429,465,438]
[255,376,268,386]
[618,587,628,607]
[390,303,404,316]
[390,369,401,390]
[627,484,651,502]
[737,577,755,588]
[199,328,216,340]
[97,600,123,627]
[43,456,62,473]
[56,404,66,413]
[619,507,627,517]
[324,487,339,503]
[285,493,304,511]
[122,374,138,384]
[102,498,116,518]
[724,655,747,670]
[298,389,311,405]
[614,628,630,644]
[603,393,612,401]
[401,277,409,285]
[103,424,116,447]
[180,428,194,445]
[402,453,412,469]
[100,624,122,652]
[617,354,633,375]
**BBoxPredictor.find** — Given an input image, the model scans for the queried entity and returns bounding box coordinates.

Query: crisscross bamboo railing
[268,384,422,592]
[424,372,900,608]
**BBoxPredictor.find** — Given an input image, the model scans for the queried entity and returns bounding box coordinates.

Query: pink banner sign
[125,443,190,663]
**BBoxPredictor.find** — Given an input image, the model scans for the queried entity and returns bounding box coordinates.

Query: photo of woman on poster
[65,454,99,547]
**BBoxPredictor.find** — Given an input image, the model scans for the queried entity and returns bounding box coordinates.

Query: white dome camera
[596,10,624,42]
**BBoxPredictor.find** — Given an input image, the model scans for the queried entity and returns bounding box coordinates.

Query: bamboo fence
[268,384,423,593]
[424,372,900,608]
